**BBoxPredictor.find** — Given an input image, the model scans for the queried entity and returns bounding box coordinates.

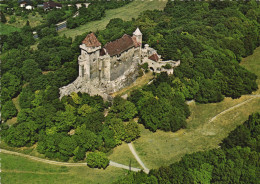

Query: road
[1,149,141,172]
[128,143,149,174]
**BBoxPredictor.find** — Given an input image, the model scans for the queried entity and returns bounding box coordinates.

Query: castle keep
[60,28,180,100]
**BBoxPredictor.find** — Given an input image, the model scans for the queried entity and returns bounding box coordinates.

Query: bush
[141,63,149,72]
[9,16,16,23]
[162,63,172,69]
[124,120,140,143]
[86,151,109,169]
[1,100,17,120]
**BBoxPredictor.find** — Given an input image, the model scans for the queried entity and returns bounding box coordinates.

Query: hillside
[59,0,167,39]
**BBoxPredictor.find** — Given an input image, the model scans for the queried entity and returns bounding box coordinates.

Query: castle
[59,28,180,100]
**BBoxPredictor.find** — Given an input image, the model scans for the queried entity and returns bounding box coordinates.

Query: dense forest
[114,112,260,183]
[0,0,259,163]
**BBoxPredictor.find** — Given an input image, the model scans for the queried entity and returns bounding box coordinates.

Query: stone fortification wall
[106,56,139,94]
[59,77,112,101]
[110,47,137,81]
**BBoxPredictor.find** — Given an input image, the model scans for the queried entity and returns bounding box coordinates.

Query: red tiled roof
[82,33,101,47]
[148,53,159,62]
[104,34,136,56]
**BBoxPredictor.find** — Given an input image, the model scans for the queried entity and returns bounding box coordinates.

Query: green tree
[1,100,18,120]
[86,151,109,169]
[106,118,125,144]
[1,72,21,102]
[58,136,77,161]
[21,59,41,82]
[73,146,86,161]
[74,128,99,151]
[5,122,37,147]
[125,120,140,143]
[0,11,7,23]
[109,96,137,121]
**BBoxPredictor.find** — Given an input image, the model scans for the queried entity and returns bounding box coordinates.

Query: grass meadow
[1,153,128,184]
[5,13,44,28]
[130,46,260,169]
[107,142,141,168]
[59,0,167,39]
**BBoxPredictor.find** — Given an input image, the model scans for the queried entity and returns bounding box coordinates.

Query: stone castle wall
[110,47,138,81]
[60,29,180,101]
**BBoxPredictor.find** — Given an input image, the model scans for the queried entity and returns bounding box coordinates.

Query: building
[25,5,33,10]
[43,1,62,11]
[60,28,180,100]
[18,0,31,8]
[75,3,90,9]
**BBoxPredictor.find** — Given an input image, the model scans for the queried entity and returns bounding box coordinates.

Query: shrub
[86,151,109,169]
[1,100,17,120]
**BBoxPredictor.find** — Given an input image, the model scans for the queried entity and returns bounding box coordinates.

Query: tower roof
[133,28,142,36]
[82,33,101,47]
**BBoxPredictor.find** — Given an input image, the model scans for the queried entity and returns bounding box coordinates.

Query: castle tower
[78,33,101,80]
[133,27,142,46]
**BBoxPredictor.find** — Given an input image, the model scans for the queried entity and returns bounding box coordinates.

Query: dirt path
[109,161,141,172]
[128,143,149,174]
[1,149,141,172]
[208,95,260,123]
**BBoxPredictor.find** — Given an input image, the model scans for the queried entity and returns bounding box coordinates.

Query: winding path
[208,95,260,123]
[0,149,141,172]
[128,143,149,174]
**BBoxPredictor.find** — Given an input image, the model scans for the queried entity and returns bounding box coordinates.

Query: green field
[59,0,167,39]
[107,143,141,168]
[133,96,260,169]
[130,46,260,169]
[0,22,20,35]
[6,13,44,28]
[0,153,128,184]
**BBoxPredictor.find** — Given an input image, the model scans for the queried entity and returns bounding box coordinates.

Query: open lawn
[6,13,45,28]
[132,46,260,169]
[0,153,128,184]
[107,142,140,168]
[59,0,167,39]
[0,23,21,35]
[12,95,21,112]
[133,96,260,169]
